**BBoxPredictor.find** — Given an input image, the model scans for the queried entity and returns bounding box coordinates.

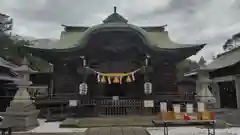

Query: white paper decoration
[69,100,77,107]
[144,100,154,107]
[144,82,152,95]
[79,83,88,95]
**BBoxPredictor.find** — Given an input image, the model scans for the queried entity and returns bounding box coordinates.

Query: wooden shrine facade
[22,8,205,117]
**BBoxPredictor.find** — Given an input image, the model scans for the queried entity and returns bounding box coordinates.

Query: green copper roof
[55,23,202,49]
[56,31,85,48]
[21,9,206,63]
[103,6,128,23]
[49,10,203,50]
[202,46,240,71]
[103,12,128,23]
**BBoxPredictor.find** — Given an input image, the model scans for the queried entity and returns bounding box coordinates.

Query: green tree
[0,13,49,71]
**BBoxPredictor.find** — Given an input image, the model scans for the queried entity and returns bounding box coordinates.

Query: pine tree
[0,13,49,71]
[223,32,240,51]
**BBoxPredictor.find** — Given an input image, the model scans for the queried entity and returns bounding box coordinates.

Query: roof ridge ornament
[114,6,117,14]
[103,6,128,24]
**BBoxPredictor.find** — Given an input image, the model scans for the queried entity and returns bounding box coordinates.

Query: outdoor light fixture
[80,56,86,67]
[145,54,150,66]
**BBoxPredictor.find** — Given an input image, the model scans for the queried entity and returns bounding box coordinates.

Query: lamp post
[144,54,152,95]
[79,56,88,95]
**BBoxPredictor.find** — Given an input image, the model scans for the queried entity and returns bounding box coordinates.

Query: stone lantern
[0,57,40,131]
[196,70,216,105]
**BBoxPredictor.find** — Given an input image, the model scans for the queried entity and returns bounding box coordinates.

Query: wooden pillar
[49,63,54,97]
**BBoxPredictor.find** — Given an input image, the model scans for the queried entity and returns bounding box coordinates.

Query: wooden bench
[152,120,215,135]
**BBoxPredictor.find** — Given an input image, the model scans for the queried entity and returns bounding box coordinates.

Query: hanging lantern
[79,83,88,95]
[144,82,152,95]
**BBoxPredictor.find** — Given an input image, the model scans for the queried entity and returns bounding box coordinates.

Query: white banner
[69,100,77,107]
[144,100,154,108]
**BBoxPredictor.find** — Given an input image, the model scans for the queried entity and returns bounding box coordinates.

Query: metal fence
[76,99,160,117]
[98,99,142,116]
[75,98,212,117]
[33,96,206,117]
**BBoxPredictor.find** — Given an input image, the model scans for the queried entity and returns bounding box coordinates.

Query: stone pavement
[87,127,148,135]
[9,109,240,135]
[11,119,149,135]
[60,116,155,128]
[211,108,240,126]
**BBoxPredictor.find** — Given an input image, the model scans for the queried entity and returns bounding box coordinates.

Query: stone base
[0,110,40,131]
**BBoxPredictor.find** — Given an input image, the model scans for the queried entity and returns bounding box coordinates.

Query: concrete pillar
[211,82,221,108]
[235,75,240,108]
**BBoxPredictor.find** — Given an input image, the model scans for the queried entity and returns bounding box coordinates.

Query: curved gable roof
[21,10,206,62]
[54,23,203,50]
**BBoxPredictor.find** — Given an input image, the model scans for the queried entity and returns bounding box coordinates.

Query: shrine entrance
[105,83,125,97]
[77,28,153,116]
[86,73,146,116]
[218,81,237,108]
[84,30,148,99]
[88,73,145,99]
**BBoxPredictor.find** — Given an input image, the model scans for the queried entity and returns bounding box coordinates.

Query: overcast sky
[1,0,240,61]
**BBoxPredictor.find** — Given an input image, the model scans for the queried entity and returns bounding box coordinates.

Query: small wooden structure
[153,101,215,135]
[152,120,215,135]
